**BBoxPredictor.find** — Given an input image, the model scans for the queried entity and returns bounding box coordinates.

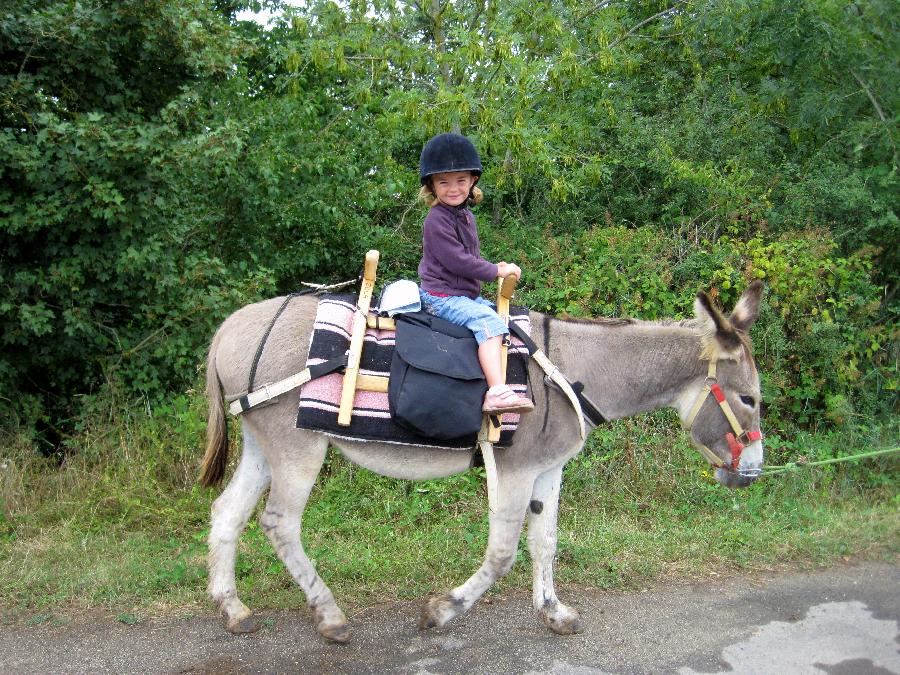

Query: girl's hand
[497,262,522,280]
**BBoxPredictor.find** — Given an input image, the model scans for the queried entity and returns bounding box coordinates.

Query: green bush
[714,234,890,427]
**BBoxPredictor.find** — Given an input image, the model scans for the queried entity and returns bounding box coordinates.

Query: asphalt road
[2,562,898,674]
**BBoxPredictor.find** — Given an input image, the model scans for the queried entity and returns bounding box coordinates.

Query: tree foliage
[1,0,896,445]
[0,1,268,440]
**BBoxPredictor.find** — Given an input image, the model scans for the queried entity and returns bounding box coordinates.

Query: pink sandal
[482,385,534,415]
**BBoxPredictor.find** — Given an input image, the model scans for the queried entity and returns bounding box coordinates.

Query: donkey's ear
[694,291,742,358]
[729,279,764,333]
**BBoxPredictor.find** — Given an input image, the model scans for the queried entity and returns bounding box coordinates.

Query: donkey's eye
[739,395,756,407]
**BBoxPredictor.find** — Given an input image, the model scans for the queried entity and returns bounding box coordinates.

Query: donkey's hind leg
[419,461,533,630]
[527,464,583,634]
[257,430,351,643]
[208,426,272,634]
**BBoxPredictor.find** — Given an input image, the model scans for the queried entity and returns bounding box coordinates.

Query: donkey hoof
[418,611,438,630]
[540,606,584,635]
[225,615,261,634]
[552,616,584,635]
[318,622,352,643]
[418,594,457,630]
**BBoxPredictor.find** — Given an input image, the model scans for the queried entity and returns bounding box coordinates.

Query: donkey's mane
[555,314,701,330]
[554,313,755,366]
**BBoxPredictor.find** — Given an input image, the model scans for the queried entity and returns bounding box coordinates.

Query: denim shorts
[419,290,509,345]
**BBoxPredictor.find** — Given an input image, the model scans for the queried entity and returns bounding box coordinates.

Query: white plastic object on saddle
[377,279,422,316]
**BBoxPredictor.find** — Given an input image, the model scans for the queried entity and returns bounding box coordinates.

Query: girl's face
[430,171,478,207]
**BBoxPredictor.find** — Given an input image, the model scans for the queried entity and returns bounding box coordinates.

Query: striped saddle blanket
[296,294,531,449]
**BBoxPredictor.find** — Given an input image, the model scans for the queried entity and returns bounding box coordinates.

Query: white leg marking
[528,465,563,610]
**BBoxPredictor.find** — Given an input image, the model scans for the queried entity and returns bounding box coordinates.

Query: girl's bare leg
[478,335,503,386]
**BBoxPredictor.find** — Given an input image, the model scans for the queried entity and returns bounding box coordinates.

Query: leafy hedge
[1,0,896,447]
[497,224,891,430]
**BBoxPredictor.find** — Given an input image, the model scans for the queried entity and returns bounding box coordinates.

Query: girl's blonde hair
[419,182,484,208]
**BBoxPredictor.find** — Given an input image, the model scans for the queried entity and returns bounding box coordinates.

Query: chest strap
[570,381,608,426]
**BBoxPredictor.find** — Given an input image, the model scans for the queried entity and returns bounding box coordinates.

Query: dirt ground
[2,561,898,674]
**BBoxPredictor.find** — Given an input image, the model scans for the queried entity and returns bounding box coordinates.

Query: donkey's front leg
[528,464,583,635]
[419,465,533,630]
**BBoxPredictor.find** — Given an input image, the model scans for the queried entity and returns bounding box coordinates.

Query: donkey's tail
[199,326,229,487]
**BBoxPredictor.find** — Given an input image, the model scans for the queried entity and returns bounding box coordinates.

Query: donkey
[199,281,765,642]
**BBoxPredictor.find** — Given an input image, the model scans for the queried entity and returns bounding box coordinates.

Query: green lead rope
[763,445,899,476]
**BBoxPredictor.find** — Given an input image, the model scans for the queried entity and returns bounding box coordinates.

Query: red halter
[683,359,764,471]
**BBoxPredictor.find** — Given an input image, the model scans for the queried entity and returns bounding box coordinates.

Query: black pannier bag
[388,311,487,440]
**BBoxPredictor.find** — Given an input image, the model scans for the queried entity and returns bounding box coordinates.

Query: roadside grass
[0,394,897,616]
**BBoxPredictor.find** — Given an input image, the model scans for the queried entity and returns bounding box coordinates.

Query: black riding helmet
[419,133,483,184]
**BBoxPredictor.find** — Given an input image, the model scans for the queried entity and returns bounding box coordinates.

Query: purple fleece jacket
[418,203,498,299]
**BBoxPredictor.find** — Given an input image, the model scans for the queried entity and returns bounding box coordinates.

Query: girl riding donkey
[199,131,765,642]
[417,132,534,415]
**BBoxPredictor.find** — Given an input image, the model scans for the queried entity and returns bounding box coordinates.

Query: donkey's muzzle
[715,466,761,488]
[736,439,764,482]
[738,466,762,479]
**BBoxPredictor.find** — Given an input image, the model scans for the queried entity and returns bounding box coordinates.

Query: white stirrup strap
[478,420,500,513]
[532,350,587,440]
